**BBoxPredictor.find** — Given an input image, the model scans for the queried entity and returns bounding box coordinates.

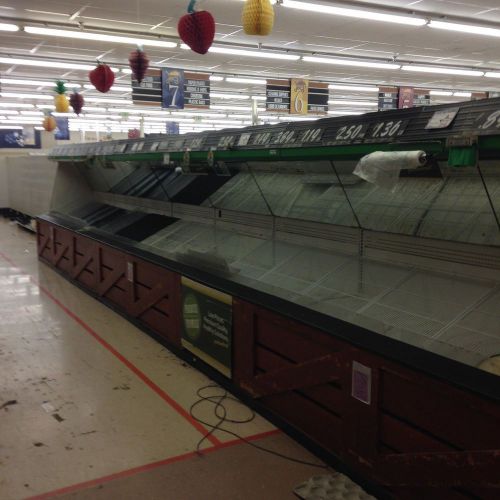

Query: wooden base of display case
[37,218,500,500]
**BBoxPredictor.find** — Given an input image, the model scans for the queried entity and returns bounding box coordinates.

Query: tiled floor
[0,219,324,500]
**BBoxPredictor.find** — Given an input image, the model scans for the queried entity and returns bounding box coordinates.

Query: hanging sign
[266,79,290,112]
[308,81,329,114]
[398,87,415,109]
[0,129,41,149]
[166,122,180,134]
[181,277,233,377]
[379,86,399,111]
[185,72,210,109]
[162,68,185,109]
[290,78,309,115]
[132,69,162,106]
[55,117,70,140]
[414,89,430,107]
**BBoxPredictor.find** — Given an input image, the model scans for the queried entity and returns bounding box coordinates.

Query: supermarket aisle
[0,219,324,500]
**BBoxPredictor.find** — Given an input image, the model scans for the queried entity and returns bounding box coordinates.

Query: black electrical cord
[189,384,329,469]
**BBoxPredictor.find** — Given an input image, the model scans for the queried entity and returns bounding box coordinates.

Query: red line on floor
[23,429,282,500]
[0,250,220,447]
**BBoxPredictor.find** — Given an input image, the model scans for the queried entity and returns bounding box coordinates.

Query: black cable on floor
[189,384,329,469]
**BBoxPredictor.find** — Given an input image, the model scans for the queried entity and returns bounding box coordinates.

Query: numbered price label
[251,131,273,146]
[475,109,500,132]
[366,119,409,141]
[271,130,297,145]
[217,135,236,149]
[334,123,369,144]
[299,127,324,144]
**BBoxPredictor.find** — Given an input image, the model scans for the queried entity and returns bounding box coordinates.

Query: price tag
[251,131,272,146]
[473,108,500,133]
[365,119,409,141]
[238,133,252,146]
[218,135,236,149]
[298,127,324,144]
[190,137,205,150]
[332,123,369,144]
[270,129,297,145]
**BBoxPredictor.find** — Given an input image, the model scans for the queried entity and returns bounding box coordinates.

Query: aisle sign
[162,68,185,109]
[308,81,329,114]
[55,117,70,140]
[184,72,210,109]
[266,79,291,112]
[181,277,233,377]
[132,69,162,105]
[398,87,415,109]
[414,89,430,107]
[379,86,399,111]
[290,78,309,115]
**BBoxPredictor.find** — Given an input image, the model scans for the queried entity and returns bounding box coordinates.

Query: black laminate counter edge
[38,213,500,403]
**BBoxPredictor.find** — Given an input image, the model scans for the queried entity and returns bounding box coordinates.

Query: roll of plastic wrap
[353,150,427,190]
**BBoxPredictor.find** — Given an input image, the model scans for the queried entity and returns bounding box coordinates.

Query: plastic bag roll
[353,150,427,191]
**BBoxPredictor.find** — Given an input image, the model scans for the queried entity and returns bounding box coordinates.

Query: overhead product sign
[308,81,329,114]
[414,89,430,107]
[398,87,415,109]
[0,129,41,149]
[162,68,185,109]
[290,78,309,115]
[181,277,233,377]
[132,69,163,106]
[266,79,291,112]
[184,72,210,109]
[379,86,399,111]
[166,122,180,135]
[55,117,70,140]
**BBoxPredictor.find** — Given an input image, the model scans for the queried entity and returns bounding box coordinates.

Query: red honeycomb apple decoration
[89,61,115,93]
[69,89,85,115]
[129,46,150,84]
[178,0,215,55]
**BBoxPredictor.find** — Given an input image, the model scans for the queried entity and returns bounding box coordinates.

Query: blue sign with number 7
[162,68,185,109]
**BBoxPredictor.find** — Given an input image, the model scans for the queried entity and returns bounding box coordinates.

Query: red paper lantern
[89,62,115,93]
[129,48,150,84]
[178,0,215,55]
[69,91,85,115]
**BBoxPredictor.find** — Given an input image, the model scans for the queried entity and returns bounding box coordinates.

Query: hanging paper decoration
[54,80,70,113]
[42,111,57,132]
[178,0,215,55]
[242,0,275,36]
[129,46,150,84]
[89,62,115,93]
[69,89,85,115]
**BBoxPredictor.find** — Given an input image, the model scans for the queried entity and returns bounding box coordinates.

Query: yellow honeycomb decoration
[242,0,275,36]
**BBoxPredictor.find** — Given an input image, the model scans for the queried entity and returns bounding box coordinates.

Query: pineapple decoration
[69,88,85,115]
[42,111,57,132]
[54,80,70,113]
[129,46,150,84]
[242,0,275,36]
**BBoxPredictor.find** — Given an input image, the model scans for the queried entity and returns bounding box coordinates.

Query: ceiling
[1,0,500,134]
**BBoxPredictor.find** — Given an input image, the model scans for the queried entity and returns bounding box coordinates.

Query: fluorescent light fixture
[428,20,500,38]
[485,71,500,79]
[429,90,453,96]
[453,91,472,97]
[0,57,97,71]
[83,84,131,92]
[0,126,23,129]
[225,77,267,85]
[0,110,20,115]
[0,23,19,32]
[209,46,300,61]
[210,92,250,100]
[328,84,379,92]
[20,111,44,116]
[251,96,266,101]
[303,56,400,70]
[282,0,426,26]
[36,104,55,110]
[121,68,133,74]
[211,105,253,111]
[0,92,53,100]
[328,99,378,106]
[24,26,177,48]
[401,65,484,77]
[85,98,134,104]
[0,78,81,88]
[328,110,365,116]
[0,102,35,108]
[3,118,42,124]
[210,75,224,82]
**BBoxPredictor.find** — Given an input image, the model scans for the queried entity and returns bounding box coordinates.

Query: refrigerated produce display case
[38,98,500,499]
